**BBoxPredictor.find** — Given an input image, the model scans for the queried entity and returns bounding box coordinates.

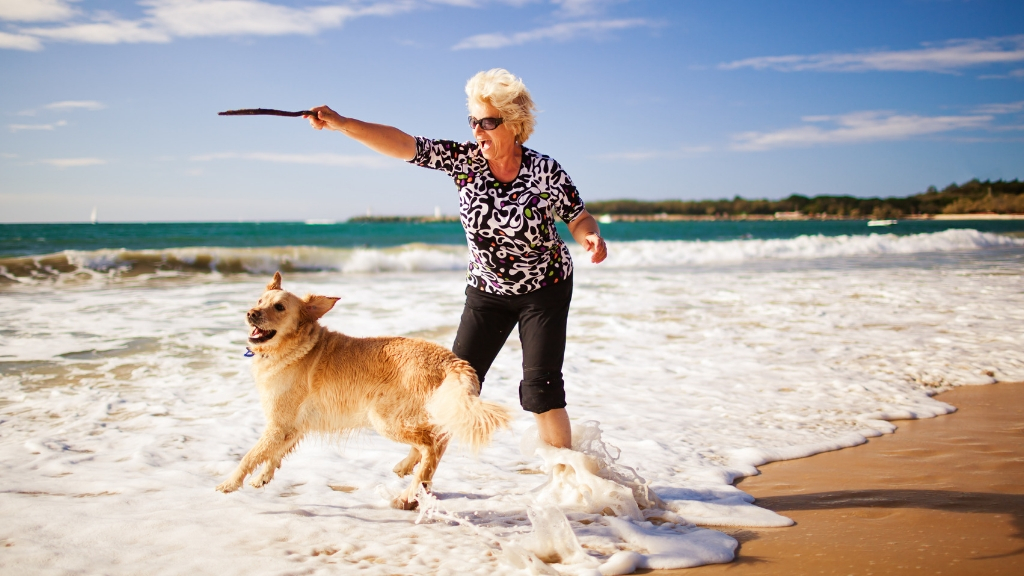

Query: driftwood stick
[218,108,315,117]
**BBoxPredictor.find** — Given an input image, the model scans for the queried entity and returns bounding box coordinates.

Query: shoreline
[658,381,1024,575]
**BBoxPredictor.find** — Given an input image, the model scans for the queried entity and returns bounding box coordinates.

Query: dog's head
[246,272,339,351]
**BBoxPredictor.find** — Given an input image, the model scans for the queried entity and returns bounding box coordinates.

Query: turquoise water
[3,219,1024,259]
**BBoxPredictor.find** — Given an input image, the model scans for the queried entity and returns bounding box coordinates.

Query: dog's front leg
[250,430,303,488]
[216,426,296,493]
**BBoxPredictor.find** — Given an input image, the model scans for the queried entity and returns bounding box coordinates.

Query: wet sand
[661,381,1024,575]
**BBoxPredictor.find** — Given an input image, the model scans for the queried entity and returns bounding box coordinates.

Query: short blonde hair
[465,68,537,144]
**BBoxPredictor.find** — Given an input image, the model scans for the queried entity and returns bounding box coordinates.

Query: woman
[306,68,607,449]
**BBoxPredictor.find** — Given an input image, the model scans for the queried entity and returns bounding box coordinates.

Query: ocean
[2,219,1023,574]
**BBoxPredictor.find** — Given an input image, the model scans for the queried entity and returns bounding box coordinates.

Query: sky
[1,0,1023,223]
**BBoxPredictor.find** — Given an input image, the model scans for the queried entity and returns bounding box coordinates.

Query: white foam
[4,229,1021,286]
[1,246,1023,573]
[576,228,1024,269]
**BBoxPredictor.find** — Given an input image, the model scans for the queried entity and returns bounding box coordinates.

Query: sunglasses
[468,116,504,130]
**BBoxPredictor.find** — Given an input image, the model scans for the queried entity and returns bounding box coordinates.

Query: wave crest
[579,229,1023,268]
[2,230,1020,286]
[0,244,468,285]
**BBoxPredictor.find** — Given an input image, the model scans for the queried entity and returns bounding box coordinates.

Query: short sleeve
[408,136,473,177]
[550,161,586,223]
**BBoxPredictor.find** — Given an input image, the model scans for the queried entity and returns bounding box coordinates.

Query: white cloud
[21,18,172,44]
[979,68,1024,80]
[146,0,403,38]
[191,151,392,168]
[551,0,622,17]
[731,111,993,151]
[719,35,1024,74]
[453,17,651,50]
[45,100,106,110]
[0,30,43,50]
[9,120,67,132]
[39,157,107,167]
[971,101,1024,115]
[0,0,77,22]
[8,0,416,48]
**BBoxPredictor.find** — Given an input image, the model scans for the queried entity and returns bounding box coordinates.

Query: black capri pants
[452,276,573,414]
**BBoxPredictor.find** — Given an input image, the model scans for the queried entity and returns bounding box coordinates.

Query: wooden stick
[218,108,315,117]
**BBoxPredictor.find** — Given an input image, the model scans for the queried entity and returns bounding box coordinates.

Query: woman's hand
[582,232,608,264]
[568,210,608,264]
[305,105,346,131]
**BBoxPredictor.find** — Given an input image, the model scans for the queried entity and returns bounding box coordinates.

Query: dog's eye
[274,303,285,312]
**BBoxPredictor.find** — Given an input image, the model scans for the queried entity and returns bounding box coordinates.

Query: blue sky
[1,0,1023,222]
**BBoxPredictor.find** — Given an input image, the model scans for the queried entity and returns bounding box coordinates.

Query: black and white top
[410,137,586,296]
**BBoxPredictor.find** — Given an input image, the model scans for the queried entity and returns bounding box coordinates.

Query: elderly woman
[306,68,606,449]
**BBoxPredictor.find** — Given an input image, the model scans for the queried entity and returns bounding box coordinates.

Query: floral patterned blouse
[409,137,586,295]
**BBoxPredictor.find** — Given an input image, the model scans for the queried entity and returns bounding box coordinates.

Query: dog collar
[244,348,254,358]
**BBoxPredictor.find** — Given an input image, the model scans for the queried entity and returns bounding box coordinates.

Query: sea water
[1,221,1023,574]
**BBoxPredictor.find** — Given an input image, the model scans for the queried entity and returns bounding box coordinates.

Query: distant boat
[867,219,897,227]
[304,219,336,225]
[598,214,613,224]
[90,207,98,224]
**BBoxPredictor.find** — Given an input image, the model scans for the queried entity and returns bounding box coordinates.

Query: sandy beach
[656,381,1024,575]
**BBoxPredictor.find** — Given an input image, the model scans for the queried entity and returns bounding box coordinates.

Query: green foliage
[585,179,1024,217]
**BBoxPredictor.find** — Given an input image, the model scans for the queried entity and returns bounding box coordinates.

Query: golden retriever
[216,272,512,509]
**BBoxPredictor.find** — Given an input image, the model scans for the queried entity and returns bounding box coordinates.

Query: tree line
[585,179,1024,219]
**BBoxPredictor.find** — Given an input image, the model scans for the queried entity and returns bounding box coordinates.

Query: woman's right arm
[305,105,417,161]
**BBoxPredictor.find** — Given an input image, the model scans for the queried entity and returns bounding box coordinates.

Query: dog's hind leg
[394,434,449,510]
[393,447,421,478]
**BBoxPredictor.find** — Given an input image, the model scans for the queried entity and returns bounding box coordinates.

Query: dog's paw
[392,461,415,478]
[390,497,419,511]
[216,479,242,493]
[250,470,275,488]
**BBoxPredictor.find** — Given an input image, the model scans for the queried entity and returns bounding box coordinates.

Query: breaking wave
[1,229,1020,286]
[591,228,1023,269]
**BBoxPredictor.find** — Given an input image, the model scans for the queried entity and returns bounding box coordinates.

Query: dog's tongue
[250,327,263,338]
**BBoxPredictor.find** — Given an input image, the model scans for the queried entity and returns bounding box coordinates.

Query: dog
[215,272,512,509]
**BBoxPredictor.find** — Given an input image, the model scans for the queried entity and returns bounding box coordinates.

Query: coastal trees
[584,179,1023,218]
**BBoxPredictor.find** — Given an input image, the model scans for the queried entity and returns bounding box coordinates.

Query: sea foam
[1,229,1019,285]
[1,242,1022,573]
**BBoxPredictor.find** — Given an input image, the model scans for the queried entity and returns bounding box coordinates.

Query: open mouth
[248,325,277,344]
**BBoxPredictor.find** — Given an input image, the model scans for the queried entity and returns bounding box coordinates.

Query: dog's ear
[302,294,340,322]
[266,271,282,291]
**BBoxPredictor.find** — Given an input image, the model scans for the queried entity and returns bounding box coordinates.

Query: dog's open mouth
[248,326,277,344]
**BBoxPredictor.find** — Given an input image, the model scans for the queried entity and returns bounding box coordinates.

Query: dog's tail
[427,359,512,452]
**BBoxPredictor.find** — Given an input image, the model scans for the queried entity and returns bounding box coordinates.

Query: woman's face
[469,99,518,162]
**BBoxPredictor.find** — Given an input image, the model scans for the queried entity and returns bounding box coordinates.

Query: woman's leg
[534,407,571,449]
[517,278,574,448]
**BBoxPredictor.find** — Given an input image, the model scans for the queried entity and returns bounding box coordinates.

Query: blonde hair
[465,68,537,144]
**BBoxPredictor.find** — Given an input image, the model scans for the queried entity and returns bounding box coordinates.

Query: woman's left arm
[568,210,607,264]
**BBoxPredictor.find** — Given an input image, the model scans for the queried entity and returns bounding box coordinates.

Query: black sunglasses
[468,116,504,130]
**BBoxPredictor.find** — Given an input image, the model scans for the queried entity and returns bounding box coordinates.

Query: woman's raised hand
[305,105,346,131]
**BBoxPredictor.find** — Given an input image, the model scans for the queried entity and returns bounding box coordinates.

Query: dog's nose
[247,309,261,322]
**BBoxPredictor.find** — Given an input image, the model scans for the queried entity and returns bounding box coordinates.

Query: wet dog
[215,272,511,509]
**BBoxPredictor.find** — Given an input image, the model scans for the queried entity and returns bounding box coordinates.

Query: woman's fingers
[305,105,338,130]
[592,239,607,263]
[586,234,607,263]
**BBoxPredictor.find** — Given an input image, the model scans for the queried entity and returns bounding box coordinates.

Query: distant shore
[347,212,1024,223]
